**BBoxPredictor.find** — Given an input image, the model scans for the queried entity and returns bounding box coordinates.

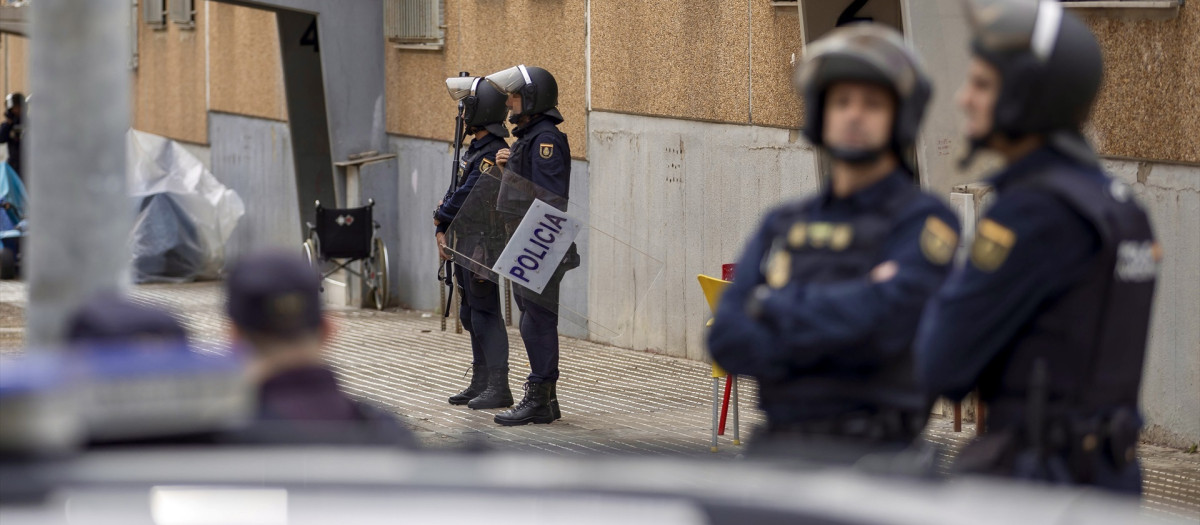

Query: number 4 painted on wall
[837,0,875,27]
[301,19,319,53]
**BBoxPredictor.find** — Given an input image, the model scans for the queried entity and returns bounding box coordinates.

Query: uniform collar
[819,169,911,210]
[987,146,1065,190]
[467,132,502,152]
[513,115,557,138]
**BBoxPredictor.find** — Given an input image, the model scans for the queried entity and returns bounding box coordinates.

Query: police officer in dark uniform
[915,0,1157,494]
[707,25,960,465]
[225,250,415,447]
[437,76,513,410]
[0,93,25,180]
[483,65,571,426]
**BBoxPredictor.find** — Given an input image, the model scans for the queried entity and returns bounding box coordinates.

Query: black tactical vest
[458,135,506,190]
[983,165,1157,425]
[757,180,930,420]
[510,118,570,206]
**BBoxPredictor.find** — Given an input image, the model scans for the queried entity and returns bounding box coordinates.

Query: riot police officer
[915,0,1157,493]
[707,25,960,465]
[0,93,25,180]
[483,65,571,426]
[436,76,513,410]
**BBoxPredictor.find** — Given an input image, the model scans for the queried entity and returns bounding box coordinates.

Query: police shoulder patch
[481,158,495,171]
[970,218,1016,272]
[920,215,958,265]
[539,143,554,159]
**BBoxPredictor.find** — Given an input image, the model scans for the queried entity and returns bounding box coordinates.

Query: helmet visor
[446,77,481,102]
[484,65,530,95]
[795,25,921,99]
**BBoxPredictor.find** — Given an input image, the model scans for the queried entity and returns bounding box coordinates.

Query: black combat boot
[448,366,487,406]
[550,382,561,420]
[467,367,513,410]
[493,381,555,426]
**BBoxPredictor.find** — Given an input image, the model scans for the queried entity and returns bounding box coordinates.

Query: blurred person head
[224,250,330,383]
[5,92,24,117]
[66,291,189,347]
[958,0,1103,163]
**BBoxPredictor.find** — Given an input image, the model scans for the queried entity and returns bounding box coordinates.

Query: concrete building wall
[133,1,208,145]
[208,2,287,122]
[209,112,299,264]
[587,111,822,359]
[1104,159,1200,449]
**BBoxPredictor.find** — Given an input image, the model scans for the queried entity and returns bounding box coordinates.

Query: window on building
[169,0,194,28]
[384,0,445,50]
[142,0,166,29]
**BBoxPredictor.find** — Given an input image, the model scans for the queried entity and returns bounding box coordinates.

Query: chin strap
[828,145,888,166]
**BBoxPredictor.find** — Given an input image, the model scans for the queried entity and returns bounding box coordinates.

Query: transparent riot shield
[446,163,664,342]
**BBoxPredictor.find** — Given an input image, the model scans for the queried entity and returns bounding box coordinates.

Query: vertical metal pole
[954,400,963,432]
[26,0,131,346]
[731,375,740,446]
[453,292,462,334]
[503,279,513,326]
[711,376,719,453]
[345,163,362,308]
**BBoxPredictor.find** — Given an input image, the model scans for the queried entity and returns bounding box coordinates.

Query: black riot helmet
[794,24,931,168]
[445,76,510,137]
[5,92,25,111]
[963,0,1103,165]
[484,65,563,124]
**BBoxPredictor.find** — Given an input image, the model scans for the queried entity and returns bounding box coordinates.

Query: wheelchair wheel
[302,239,318,270]
[367,236,390,310]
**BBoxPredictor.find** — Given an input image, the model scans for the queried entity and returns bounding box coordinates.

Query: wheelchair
[302,199,390,310]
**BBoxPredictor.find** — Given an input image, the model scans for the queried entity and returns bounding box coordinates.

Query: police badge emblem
[808,222,833,248]
[920,216,958,265]
[830,224,854,251]
[539,143,554,159]
[970,218,1016,272]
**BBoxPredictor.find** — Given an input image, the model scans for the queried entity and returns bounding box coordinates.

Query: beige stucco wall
[1082,2,1200,165]
[208,2,287,122]
[386,0,587,158]
[132,3,208,145]
[0,34,28,95]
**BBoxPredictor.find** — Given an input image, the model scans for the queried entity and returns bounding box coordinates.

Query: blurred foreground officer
[0,93,23,180]
[483,65,573,426]
[226,250,415,446]
[916,0,1157,493]
[707,26,958,465]
[437,76,513,410]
